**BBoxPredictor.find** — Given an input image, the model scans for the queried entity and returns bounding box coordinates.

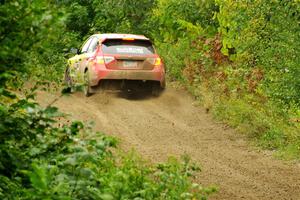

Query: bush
[0,1,217,198]
[0,88,215,199]
[147,0,300,159]
[216,0,300,106]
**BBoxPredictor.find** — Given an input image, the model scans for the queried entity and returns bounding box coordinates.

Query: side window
[87,37,99,53]
[81,37,93,53]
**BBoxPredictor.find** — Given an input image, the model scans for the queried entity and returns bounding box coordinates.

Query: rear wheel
[64,67,72,93]
[83,70,92,97]
[161,79,166,89]
[152,82,163,97]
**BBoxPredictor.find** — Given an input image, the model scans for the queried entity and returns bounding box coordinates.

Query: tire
[161,79,166,89]
[83,70,92,97]
[152,82,163,97]
[64,67,73,93]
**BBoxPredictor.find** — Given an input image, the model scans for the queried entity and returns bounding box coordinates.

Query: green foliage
[0,90,215,199]
[0,0,79,85]
[150,0,217,42]
[0,1,216,198]
[92,0,155,35]
[216,0,300,105]
[1,0,300,199]
[212,95,300,159]
[61,0,155,36]
[147,0,300,159]
[156,39,192,82]
[147,0,217,83]
[0,0,51,72]
[65,2,93,37]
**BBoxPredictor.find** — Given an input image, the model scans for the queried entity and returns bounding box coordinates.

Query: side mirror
[70,48,79,54]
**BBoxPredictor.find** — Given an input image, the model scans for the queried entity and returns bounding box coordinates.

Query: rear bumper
[90,67,165,87]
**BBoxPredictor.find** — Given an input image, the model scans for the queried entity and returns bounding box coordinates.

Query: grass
[198,86,300,160]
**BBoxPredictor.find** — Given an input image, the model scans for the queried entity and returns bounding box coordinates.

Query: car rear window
[102,39,155,55]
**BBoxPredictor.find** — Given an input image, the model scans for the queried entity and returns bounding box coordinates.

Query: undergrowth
[162,35,300,159]
[151,0,300,160]
[0,84,216,199]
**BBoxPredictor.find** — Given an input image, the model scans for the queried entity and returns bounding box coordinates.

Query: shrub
[216,0,300,106]
[0,88,216,199]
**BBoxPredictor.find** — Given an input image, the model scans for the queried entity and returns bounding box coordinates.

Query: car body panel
[68,53,91,84]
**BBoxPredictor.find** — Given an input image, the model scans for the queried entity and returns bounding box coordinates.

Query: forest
[0,0,299,199]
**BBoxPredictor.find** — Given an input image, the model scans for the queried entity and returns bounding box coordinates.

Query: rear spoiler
[100,37,150,43]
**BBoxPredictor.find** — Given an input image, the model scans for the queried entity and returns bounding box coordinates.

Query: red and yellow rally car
[65,33,166,96]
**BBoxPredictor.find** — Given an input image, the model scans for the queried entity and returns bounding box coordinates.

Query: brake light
[154,58,162,66]
[96,56,115,64]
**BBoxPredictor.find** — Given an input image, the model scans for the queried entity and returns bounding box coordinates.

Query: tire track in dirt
[37,88,300,200]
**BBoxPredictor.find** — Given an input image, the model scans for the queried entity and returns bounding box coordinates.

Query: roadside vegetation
[0,1,216,199]
[0,0,299,199]
[149,0,300,159]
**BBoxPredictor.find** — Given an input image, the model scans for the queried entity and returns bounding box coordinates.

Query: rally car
[65,33,166,96]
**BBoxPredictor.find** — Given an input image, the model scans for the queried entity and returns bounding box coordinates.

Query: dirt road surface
[37,87,300,200]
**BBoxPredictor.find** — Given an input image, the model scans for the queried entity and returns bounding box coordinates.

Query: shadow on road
[116,90,159,100]
[91,80,164,101]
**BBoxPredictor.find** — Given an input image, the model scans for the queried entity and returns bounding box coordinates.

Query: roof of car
[93,33,150,41]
